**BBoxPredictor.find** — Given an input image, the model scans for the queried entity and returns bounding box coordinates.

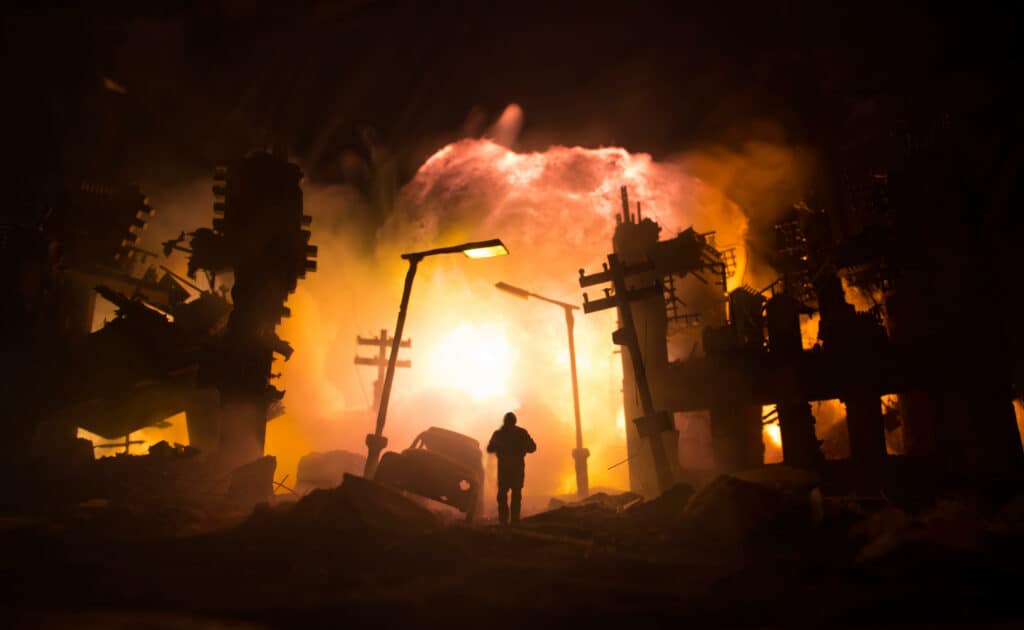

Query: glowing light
[762,404,783,463]
[462,243,509,259]
[258,131,781,494]
[421,323,516,400]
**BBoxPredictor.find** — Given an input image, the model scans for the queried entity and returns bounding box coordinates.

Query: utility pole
[564,306,590,498]
[579,254,676,494]
[355,329,411,411]
[362,239,509,479]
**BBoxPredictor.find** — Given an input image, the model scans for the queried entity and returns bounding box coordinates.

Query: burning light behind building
[122,131,813,496]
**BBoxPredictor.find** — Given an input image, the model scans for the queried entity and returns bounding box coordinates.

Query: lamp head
[461,239,508,259]
[495,281,530,299]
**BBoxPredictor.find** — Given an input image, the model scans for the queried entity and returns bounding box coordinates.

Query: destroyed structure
[584,109,1024,496]
[0,148,317,508]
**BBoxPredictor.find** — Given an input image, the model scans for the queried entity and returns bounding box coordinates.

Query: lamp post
[495,281,590,498]
[363,239,509,479]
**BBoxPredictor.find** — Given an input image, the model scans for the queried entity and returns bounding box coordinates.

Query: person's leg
[497,486,510,525]
[510,486,522,524]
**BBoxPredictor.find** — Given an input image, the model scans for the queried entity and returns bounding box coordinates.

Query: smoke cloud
[114,111,815,503]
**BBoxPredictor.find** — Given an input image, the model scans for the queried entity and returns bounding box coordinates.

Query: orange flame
[266,138,756,495]
[119,130,818,496]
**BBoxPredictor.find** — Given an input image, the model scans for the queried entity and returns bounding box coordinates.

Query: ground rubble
[1,468,1023,626]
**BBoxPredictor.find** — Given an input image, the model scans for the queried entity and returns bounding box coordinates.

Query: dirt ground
[2,466,1023,628]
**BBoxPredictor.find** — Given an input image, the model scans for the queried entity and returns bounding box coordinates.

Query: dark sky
[1,1,1019,213]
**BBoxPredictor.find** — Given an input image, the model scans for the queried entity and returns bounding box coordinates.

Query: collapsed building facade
[0,149,317,505]
[584,103,1024,497]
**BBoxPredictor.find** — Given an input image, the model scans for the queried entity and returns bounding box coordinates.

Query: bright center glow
[764,422,782,447]
[421,323,515,400]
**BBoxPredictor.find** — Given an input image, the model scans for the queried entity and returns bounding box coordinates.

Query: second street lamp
[495,281,590,498]
[362,239,509,479]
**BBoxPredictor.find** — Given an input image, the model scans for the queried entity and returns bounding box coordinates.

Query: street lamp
[363,239,509,478]
[495,281,590,498]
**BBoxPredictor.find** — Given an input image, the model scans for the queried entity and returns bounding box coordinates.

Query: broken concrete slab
[681,475,816,549]
[226,455,277,506]
[548,490,643,512]
[250,473,441,537]
[729,464,822,491]
[519,502,621,539]
[852,498,996,563]
[295,449,366,495]
[624,483,695,527]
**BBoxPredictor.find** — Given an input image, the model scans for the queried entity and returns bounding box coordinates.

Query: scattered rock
[852,498,993,563]
[257,473,441,537]
[520,502,620,539]
[295,450,366,495]
[226,455,277,506]
[850,506,915,562]
[548,490,643,512]
[624,483,695,527]
[148,440,175,458]
[729,464,822,491]
[681,475,814,548]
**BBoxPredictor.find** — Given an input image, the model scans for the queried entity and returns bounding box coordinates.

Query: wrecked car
[373,427,485,521]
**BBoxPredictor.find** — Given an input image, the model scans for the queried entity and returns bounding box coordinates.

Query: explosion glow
[117,130,809,499]
[421,323,517,401]
[263,136,756,497]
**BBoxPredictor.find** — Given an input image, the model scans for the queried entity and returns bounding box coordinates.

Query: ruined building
[587,147,1024,496]
[0,149,317,506]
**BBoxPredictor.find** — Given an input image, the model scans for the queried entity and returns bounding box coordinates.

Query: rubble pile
[0,467,1022,625]
[243,473,441,538]
[294,450,366,495]
[516,474,819,559]
[0,442,282,540]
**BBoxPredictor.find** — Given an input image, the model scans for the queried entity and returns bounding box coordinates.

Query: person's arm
[524,430,537,454]
[486,431,498,454]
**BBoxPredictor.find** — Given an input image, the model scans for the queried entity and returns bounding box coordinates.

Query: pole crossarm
[355,356,411,368]
[354,328,412,416]
[578,252,675,494]
[357,335,411,348]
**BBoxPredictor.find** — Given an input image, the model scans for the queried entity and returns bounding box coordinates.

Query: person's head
[502,411,517,427]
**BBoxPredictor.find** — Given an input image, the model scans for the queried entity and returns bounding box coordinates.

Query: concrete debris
[226,455,277,506]
[519,502,621,539]
[547,490,643,512]
[623,483,695,526]
[147,440,201,458]
[851,498,992,563]
[680,475,816,549]
[295,449,366,495]
[728,464,822,491]
[249,473,440,536]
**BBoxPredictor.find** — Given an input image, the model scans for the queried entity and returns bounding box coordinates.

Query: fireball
[421,322,516,401]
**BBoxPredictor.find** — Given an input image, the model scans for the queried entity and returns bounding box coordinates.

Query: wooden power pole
[355,329,411,412]
[579,254,676,494]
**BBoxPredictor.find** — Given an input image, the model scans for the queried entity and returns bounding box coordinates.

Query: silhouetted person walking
[486,411,536,525]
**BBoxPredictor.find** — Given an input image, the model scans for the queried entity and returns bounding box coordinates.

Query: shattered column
[190,149,317,468]
[702,288,766,471]
[816,273,888,461]
[766,293,824,468]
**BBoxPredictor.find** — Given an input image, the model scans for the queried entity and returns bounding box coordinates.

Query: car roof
[417,426,481,449]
